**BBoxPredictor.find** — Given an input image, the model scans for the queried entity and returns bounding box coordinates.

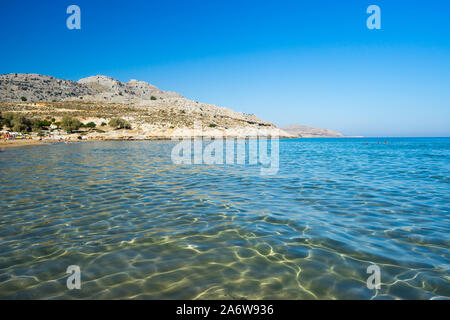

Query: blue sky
[0,0,449,136]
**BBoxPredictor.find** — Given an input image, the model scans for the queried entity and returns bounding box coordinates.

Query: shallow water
[0,138,449,299]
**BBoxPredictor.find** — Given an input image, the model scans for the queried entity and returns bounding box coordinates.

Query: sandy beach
[0,139,48,149]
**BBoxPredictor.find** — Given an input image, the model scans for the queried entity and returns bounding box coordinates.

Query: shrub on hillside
[61,116,82,133]
[11,114,31,132]
[39,119,52,127]
[108,118,131,129]
[1,113,54,132]
[3,112,15,129]
[30,119,43,132]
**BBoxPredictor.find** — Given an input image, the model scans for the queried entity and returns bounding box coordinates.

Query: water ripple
[0,138,449,299]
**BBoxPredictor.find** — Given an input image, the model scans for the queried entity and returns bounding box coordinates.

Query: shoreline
[9,136,428,150]
[0,136,392,149]
[0,139,49,149]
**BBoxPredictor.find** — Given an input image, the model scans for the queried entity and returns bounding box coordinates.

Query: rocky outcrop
[0,73,183,103]
[0,73,100,102]
[76,75,182,103]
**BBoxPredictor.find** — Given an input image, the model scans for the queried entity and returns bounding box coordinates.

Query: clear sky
[1,0,449,137]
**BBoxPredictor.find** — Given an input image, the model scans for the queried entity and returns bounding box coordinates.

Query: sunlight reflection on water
[0,138,449,299]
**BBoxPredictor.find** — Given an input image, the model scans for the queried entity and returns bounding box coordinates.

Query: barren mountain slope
[0,73,294,138]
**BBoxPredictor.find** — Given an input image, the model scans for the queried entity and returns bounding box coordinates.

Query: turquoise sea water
[0,138,449,299]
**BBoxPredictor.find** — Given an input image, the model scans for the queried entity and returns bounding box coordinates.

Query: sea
[0,138,449,299]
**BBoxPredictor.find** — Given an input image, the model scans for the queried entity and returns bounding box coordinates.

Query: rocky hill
[0,73,183,103]
[77,75,182,103]
[0,73,293,139]
[282,124,345,138]
[0,73,99,101]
